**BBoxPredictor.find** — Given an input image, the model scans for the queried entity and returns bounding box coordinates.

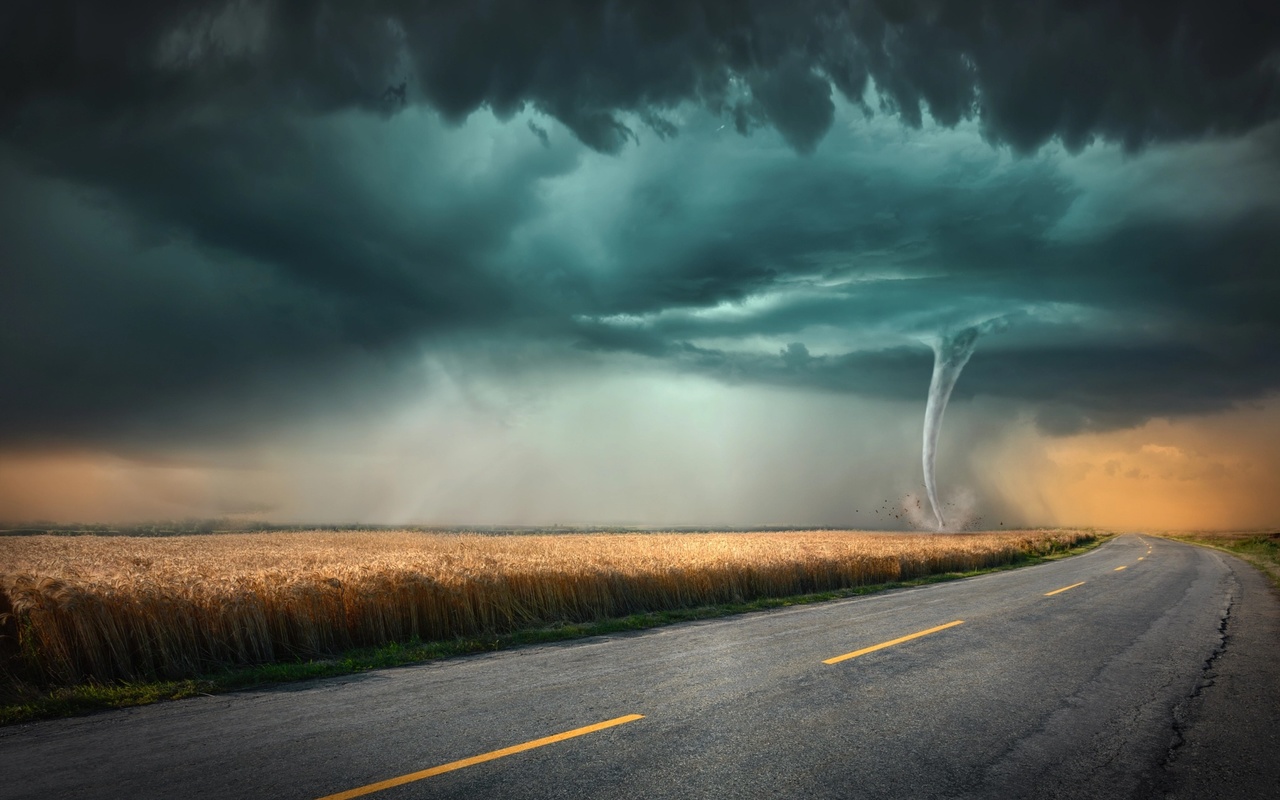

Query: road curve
[2,534,1278,800]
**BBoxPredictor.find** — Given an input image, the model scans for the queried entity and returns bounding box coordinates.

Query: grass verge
[1,535,1107,726]
[1154,531,1280,590]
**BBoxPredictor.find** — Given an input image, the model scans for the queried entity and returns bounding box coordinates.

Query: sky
[2,0,1280,530]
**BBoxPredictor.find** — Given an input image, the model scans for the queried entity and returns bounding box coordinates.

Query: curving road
[3,534,1278,799]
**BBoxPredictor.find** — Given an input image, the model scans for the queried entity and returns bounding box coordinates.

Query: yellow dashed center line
[1045,581,1086,596]
[318,541,1157,796]
[1114,565,1127,571]
[315,714,645,800]
[823,620,964,665]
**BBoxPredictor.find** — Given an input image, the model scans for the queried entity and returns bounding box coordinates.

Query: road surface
[2,534,1278,799]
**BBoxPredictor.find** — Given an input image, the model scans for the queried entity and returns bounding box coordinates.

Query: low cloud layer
[6,1,1279,153]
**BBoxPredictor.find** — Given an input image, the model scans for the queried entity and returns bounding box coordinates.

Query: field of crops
[0,529,1094,691]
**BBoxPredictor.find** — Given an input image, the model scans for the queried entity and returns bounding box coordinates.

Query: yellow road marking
[1044,581,1085,596]
[316,714,645,800]
[1115,565,1127,571]
[1138,557,1145,561]
[823,620,964,665]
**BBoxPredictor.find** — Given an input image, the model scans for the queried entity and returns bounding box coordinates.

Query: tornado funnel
[922,327,981,530]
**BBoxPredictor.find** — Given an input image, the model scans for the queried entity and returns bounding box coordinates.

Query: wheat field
[0,529,1093,689]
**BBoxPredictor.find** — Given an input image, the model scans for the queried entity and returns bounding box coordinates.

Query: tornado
[922,327,981,530]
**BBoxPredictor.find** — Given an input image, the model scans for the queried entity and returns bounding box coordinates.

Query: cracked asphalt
[2,534,1277,799]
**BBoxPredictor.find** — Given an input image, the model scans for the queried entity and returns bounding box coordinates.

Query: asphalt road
[3,534,1278,800]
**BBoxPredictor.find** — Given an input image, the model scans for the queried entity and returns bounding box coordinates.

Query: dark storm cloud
[571,132,1280,432]
[2,0,1280,448]
[0,118,580,447]
[4,1,1279,154]
[581,149,1076,319]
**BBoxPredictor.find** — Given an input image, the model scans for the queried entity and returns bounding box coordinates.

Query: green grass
[0,535,1107,726]
[1156,531,1280,589]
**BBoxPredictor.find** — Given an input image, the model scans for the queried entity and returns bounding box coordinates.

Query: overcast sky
[3,1,1279,529]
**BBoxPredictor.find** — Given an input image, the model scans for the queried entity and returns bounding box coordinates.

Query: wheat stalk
[0,529,1092,687]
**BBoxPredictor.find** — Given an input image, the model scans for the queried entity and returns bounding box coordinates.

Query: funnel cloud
[922,328,981,530]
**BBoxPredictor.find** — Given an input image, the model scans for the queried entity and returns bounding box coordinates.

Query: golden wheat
[0,529,1092,687]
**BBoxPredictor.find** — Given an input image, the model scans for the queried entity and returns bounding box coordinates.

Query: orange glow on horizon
[3,397,1279,530]
[984,399,1280,531]
[0,452,282,523]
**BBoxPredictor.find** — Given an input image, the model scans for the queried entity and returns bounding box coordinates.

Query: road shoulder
[1158,550,1280,799]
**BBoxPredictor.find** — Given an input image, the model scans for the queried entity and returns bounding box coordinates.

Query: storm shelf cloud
[2,0,1280,526]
